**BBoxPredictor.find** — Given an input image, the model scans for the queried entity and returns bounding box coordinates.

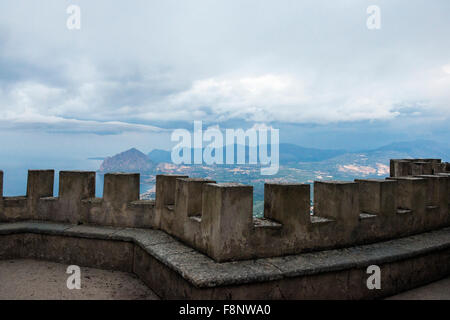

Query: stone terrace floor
[0,259,448,300]
[0,259,159,300]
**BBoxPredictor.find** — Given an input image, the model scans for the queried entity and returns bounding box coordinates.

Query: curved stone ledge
[1,221,449,299]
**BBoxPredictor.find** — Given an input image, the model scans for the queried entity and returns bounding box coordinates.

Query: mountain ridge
[98,140,450,173]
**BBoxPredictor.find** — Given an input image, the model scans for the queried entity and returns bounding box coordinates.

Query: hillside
[99,148,155,173]
[98,140,450,176]
[145,143,346,166]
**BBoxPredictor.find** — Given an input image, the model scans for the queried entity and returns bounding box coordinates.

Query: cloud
[164,74,307,121]
[0,80,165,134]
[0,0,449,135]
[156,68,449,124]
[443,65,450,75]
[0,113,165,135]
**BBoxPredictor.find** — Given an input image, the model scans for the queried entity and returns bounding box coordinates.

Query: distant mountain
[148,149,172,163]
[97,140,449,211]
[99,140,450,173]
[322,140,450,173]
[278,143,346,163]
[99,148,155,173]
[368,140,450,159]
[145,143,346,165]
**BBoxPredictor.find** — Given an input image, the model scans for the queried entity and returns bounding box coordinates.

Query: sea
[1,158,104,197]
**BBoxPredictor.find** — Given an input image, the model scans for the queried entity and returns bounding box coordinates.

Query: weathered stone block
[314,181,359,224]
[56,171,96,224]
[1,197,27,221]
[103,173,139,204]
[177,178,215,217]
[156,175,189,208]
[390,159,412,177]
[415,175,448,214]
[411,162,433,175]
[0,234,23,259]
[202,183,253,262]
[99,173,140,227]
[26,170,54,199]
[386,177,427,228]
[432,162,446,174]
[356,179,397,216]
[264,183,310,232]
[172,178,215,240]
[437,173,450,208]
[156,175,188,232]
[59,171,95,200]
[126,200,157,229]
[26,170,54,220]
[20,234,134,272]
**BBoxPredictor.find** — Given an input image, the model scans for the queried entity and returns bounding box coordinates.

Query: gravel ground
[0,259,159,300]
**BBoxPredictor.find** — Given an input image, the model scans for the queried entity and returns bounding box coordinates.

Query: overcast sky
[0,0,449,159]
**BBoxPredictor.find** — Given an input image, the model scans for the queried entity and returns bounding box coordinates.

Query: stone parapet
[0,158,449,262]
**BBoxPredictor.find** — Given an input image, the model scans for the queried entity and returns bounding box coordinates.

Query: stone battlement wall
[0,158,449,262]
